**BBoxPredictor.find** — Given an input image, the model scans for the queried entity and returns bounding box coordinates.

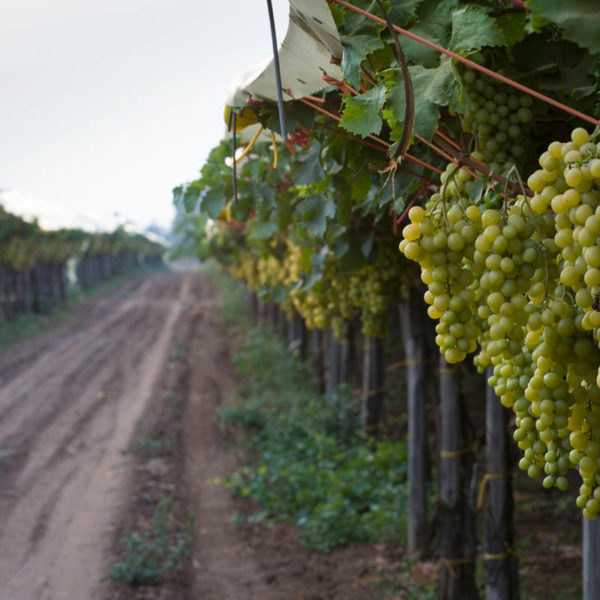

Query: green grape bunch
[400,127,600,518]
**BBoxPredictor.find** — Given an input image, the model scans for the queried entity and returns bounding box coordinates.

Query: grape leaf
[276,195,293,230]
[198,188,225,219]
[351,170,372,202]
[495,12,527,47]
[339,0,385,37]
[296,194,336,238]
[337,194,352,227]
[449,7,504,55]
[174,183,203,214]
[527,0,600,55]
[469,178,485,203]
[401,0,457,68]
[421,58,470,112]
[339,83,387,137]
[341,34,384,89]
[248,219,278,240]
[509,34,596,94]
[339,240,370,272]
[386,63,467,140]
[388,0,424,26]
[293,141,325,186]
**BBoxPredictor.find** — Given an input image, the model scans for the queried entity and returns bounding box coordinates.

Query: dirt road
[0,271,197,600]
[0,270,393,600]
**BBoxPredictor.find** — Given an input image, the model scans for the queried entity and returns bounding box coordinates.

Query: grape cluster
[400,128,600,518]
[349,239,408,337]
[461,66,540,175]
[288,249,352,333]
[400,161,483,363]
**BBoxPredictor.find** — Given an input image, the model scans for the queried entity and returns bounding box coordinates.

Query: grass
[169,340,190,362]
[106,497,194,585]
[211,264,252,334]
[125,418,175,454]
[218,326,408,552]
[209,271,409,552]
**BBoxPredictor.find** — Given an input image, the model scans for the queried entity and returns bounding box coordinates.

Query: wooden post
[438,356,479,600]
[268,302,278,333]
[257,299,267,328]
[326,329,341,401]
[250,293,259,325]
[278,307,287,338]
[338,321,353,386]
[287,312,307,361]
[399,287,428,556]
[583,516,600,600]
[484,372,519,600]
[311,329,325,397]
[287,314,296,346]
[362,336,384,438]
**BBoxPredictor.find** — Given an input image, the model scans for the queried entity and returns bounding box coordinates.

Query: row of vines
[0,205,165,322]
[173,1,600,598]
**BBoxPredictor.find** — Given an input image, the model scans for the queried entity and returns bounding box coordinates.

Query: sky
[1,0,289,232]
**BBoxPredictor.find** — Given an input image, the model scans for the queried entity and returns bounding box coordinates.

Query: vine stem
[373,0,414,161]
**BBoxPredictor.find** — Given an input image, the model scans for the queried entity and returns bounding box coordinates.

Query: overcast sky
[1,0,289,231]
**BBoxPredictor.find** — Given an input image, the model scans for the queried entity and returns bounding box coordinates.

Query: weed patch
[212,265,251,334]
[219,328,408,552]
[106,497,194,585]
[126,419,175,454]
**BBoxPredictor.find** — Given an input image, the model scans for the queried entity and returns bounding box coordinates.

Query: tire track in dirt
[0,271,194,600]
[182,275,282,600]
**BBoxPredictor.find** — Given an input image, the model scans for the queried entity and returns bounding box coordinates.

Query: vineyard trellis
[0,205,165,322]
[173,1,600,598]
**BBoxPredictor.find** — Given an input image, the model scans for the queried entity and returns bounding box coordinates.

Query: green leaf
[449,7,504,55]
[393,195,406,215]
[420,58,469,112]
[184,191,197,213]
[339,242,369,272]
[527,0,600,55]
[199,188,225,219]
[469,178,485,203]
[341,34,384,89]
[294,142,325,186]
[262,102,316,136]
[388,0,424,26]
[296,195,336,238]
[351,170,372,203]
[172,185,183,206]
[337,194,352,227]
[401,0,457,68]
[495,12,527,47]
[231,194,252,222]
[386,64,457,140]
[509,34,596,94]
[277,196,293,231]
[340,1,384,37]
[246,180,276,209]
[339,83,387,137]
[360,229,374,257]
[248,219,278,240]
[179,181,204,213]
